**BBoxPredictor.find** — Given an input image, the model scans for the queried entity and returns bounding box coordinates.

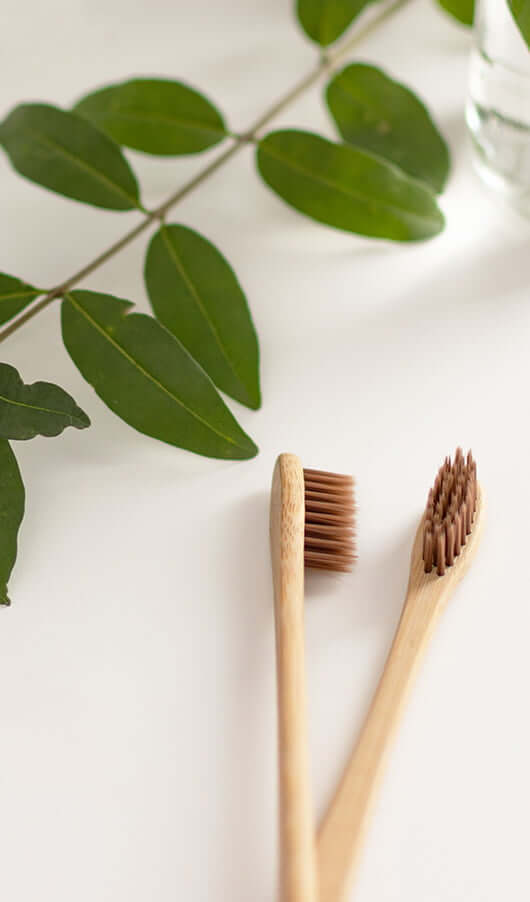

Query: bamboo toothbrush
[317,448,484,902]
[270,453,355,902]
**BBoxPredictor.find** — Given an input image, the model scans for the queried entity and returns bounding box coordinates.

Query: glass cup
[466,0,530,215]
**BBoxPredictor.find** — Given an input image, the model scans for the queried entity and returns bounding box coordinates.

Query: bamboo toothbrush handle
[271,454,317,902]
[317,584,446,902]
[274,573,317,902]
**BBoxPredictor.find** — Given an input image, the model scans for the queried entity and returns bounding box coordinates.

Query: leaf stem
[0,0,412,345]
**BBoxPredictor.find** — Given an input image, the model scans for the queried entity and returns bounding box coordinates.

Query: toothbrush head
[423,448,478,576]
[303,468,355,572]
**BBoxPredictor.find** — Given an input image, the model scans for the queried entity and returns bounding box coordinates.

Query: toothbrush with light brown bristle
[317,448,484,902]
[270,453,355,902]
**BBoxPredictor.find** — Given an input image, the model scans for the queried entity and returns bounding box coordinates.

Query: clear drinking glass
[466,0,530,214]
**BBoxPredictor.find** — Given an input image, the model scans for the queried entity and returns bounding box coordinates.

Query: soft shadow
[394,240,530,318]
[215,488,276,901]
[331,237,530,346]
[441,109,469,157]
[313,515,419,826]
[304,566,346,599]
[305,515,415,634]
[351,518,415,633]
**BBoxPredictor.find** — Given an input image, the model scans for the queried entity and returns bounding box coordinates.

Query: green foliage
[0,362,90,440]
[326,64,449,194]
[74,79,227,156]
[0,273,41,326]
[0,1,455,603]
[256,129,444,241]
[508,0,530,46]
[0,104,141,210]
[436,1,530,49]
[145,225,260,410]
[0,441,24,605]
[61,290,258,459]
[436,0,474,25]
[296,0,375,46]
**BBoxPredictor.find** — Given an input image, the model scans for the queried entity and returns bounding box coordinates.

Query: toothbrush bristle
[303,468,355,572]
[423,448,477,576]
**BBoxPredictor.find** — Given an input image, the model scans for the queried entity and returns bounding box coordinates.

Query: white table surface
[1,1,529,899]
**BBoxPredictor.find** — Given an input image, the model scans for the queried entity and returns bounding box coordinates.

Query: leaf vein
[65,294,242,448]
[92,110,225,135]
[160,227,244,391]
[0,291,39,303]
[25,127,138,208]
[0,392,79,423]
[260,141,438,226]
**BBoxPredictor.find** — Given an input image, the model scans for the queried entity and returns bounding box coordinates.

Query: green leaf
[0,440,25,605]
[0,362,90,440]
[296,0,374,45]
[326,64,450,194]
[508,0,530,47]
[436,0,474,25]
[0,273,41,326]
[256,130,444,242]
[145,225,260,410]
[61,290,258,460]
[0,104,141,210]
[73,79,227,156]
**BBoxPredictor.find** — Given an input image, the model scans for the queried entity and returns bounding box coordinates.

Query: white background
[1,1,529,899]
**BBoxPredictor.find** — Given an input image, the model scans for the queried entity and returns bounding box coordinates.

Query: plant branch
[0,0,412,345]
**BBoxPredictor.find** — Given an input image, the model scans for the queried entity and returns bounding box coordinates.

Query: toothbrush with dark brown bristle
[270,453,355,902]
[317,448,484,902]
